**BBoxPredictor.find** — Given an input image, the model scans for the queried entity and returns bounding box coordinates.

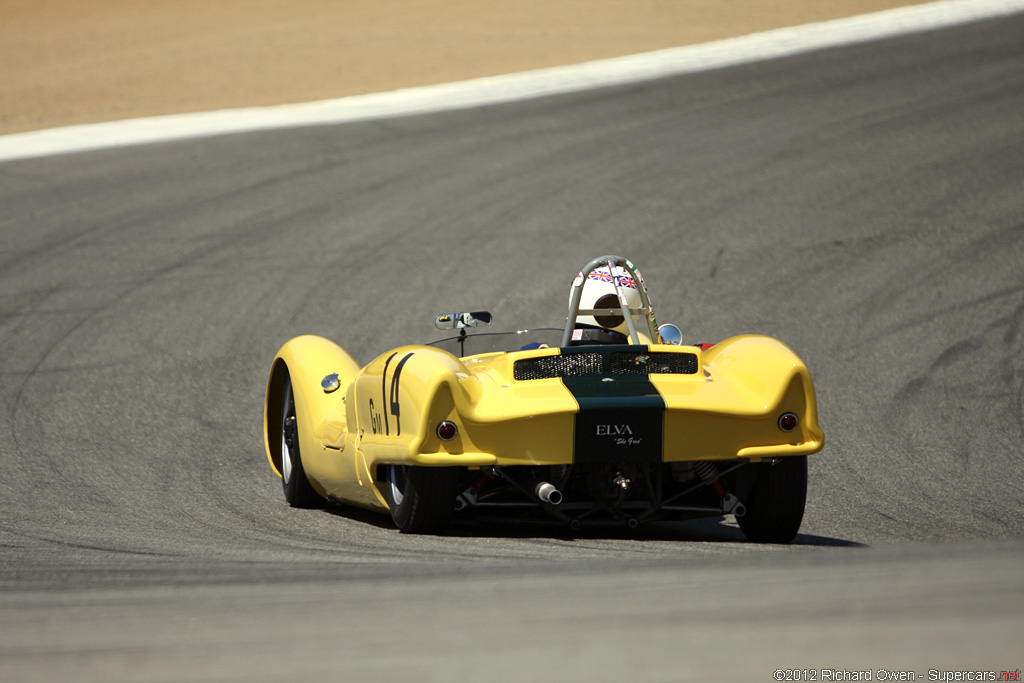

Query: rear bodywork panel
[264,334,823,514]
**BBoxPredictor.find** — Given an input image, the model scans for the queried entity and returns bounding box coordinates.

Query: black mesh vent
[514,351,699,380]
[608,352,699,375]
[514,353,603,380]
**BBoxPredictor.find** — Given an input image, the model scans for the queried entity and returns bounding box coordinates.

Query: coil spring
[694,461,719,483]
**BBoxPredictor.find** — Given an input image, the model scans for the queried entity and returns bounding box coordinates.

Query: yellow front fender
[263,335,361,480]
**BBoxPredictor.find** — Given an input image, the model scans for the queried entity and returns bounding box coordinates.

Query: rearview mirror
[435,311,493,330]
[657,323,683,345]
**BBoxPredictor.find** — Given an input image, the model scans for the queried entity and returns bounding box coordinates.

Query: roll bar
[561,255,660,347]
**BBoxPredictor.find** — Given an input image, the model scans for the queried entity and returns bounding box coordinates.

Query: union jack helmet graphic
[572,264,643,338]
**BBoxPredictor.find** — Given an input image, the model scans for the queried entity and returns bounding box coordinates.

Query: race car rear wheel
[280,374,322,508]
[736,456,807,544]
[385,465,459,534]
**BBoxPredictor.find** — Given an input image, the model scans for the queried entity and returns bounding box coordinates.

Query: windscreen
[427,328,564,358]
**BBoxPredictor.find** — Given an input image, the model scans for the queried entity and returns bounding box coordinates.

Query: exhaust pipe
[535,482,563,505]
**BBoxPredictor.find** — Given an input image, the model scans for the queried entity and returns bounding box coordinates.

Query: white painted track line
[1,0,1022,162]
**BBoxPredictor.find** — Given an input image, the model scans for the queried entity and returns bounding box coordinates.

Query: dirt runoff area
[2,0,924,135]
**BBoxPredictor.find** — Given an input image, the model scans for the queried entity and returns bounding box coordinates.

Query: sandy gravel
[2,1,923,135]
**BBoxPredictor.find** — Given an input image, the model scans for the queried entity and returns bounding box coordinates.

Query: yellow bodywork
[264,334,823,513]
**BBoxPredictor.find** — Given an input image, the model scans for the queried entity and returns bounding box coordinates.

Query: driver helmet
[570,265,644,345]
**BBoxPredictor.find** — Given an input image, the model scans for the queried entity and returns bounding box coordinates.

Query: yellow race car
[264,255,824,542]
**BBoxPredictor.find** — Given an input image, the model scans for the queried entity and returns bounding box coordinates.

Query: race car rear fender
[657,335,824,460]
[352,345,579,470]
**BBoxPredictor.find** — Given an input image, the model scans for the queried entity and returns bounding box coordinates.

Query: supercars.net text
[773,670,1021,682]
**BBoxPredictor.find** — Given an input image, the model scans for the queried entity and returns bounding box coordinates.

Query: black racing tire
[736,456,807,544]
[384,465,459,534]
[280,374,323,508]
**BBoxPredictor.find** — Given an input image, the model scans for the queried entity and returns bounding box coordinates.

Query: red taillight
[436,421,458,441]
[778,413,799,432]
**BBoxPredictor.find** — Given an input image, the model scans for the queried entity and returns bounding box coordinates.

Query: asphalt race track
[2,14,1023,682]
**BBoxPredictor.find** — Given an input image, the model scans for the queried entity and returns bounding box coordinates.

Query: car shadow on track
[323,503,864,547]
[453,516,865,548]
